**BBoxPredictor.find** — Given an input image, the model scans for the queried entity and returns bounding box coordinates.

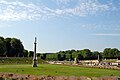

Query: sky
[0,0,120,53]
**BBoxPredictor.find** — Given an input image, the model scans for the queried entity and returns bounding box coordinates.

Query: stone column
[32,37,37,67]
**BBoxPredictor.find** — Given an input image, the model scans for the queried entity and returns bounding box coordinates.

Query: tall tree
[59,51,66,61]
[5,38,11,56]
[102,48,120,59]
[81,49,92,60]
[102,48,111,59]
[77,51,83,60]
[91,51,100,60]
[10,38,24,57]
[0,37,6,56]
[111,48,119,58]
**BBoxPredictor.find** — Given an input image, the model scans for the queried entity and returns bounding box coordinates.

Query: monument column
[32,37,37,67]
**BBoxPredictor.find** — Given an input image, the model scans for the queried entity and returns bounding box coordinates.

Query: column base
[32,59,37,67]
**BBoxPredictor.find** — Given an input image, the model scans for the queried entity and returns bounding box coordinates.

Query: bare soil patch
[0,73,119,80]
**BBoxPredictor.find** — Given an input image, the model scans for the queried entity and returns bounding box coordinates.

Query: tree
[0,36,4,41]
[57,53,61,61]
[66,53,72,61]
[91,51,100,60]
[57,51,65,61]
[5,38,11,56]
[46,54,53,60]
[102,48,119,59]
[10,38,24,57]
[77,52,83,60]
[102,48,110,59]
[40,54,46,60]
[37,53,41,57]
[47,53,61,61]
[28,51,34,57]
[111,48,119,59]
[118,51,120,59]
[23,50,28,57]
[80,49,92,60]
[0,37,6,56]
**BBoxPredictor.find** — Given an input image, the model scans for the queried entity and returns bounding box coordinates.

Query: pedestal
[32,59,37,67]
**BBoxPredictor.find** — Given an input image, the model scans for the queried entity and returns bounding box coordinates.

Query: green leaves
[102,48,120,59]
[0,37,6,55]
[0,36,24,57]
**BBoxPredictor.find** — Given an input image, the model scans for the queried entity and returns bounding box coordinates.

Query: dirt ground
[0,73,120,80]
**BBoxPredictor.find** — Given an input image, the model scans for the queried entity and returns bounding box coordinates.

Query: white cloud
[0,0,118,21]
[74,0,109,15]
[53,0,71,4]
[80,24,120,30]
[53,0,110,16]
[93,33,120,36]
[0,0,49,20]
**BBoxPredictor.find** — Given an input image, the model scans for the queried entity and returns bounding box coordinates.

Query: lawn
[0,64,120,77]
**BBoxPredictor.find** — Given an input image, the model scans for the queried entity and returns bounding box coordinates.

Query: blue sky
[0,0,120,53]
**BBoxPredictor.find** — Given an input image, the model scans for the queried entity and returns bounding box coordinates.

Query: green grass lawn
[0,64,120,77]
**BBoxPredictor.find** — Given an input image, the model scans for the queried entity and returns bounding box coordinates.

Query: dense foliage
[0,36,120,60]
[0,36,24,57]
[43,48,120,61]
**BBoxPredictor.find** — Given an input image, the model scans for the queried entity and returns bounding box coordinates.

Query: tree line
[44,48,120,61]
[0,36,120,60]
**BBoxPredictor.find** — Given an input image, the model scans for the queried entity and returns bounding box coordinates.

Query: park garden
[0,36,120,80]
